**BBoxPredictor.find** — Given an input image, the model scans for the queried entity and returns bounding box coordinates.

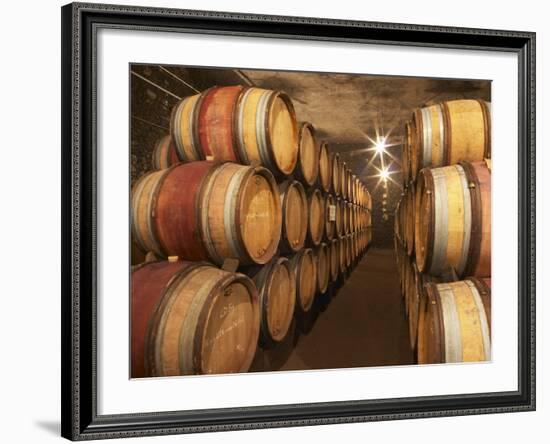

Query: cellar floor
[249,248,414,373]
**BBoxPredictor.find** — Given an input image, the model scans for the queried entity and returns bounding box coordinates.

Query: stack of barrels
[131,85,372,377]
[395,99,492,365]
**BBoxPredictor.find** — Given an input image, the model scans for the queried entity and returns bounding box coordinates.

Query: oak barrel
[294,122,320,186]
[415,160,491,278]
[340,163,348,200]
[402,121,412,186]
[318,141,332,192]
[131,161,282,266]
[152,135,179,170]
[278,180,308,253]
[408,266,444,351]
[331,152,341,196]
[314,242,330,294]
[288,249,317,314]
[306,188,325,246]
[329,239,339,282]
[417,278,491,364]
[411,99,491,179]
[345,234,352,268]
[337,236,346,274]
[335,198,344,236]
[170,86,299,177]
[404,185,415,256]
[324,193,336,241]
[246,257,296,346]
[131,260,259,377]
[344,202,352,235]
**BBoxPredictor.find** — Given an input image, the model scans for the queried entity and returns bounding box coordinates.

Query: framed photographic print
[61,2,536,440]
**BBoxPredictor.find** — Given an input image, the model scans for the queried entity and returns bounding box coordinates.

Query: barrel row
[394,159,491,359]
[401,99,491,187]
[153,131,371,209]
[395,106,492,365]
[394,240,491,364]
[132,226,372,378]
[131,160,371,267]
[304,187,372,248]
[149,85,371,207]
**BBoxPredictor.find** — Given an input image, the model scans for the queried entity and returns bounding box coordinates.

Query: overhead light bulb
[374,138,386,154]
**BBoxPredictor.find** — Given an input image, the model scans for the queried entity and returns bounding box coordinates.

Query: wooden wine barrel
[335,198,343,236]
[337,236,346,274]
[417,278,491,364]
[415,160,491,278]
[288,249,317,314]
[349,233,355,263]
[324,193,336,241]
[349,174,354,204]
[278,180,307,253]
[314,243,330,293]
[402,121,412,186]
[345,202,352,235]
[398,194,406,244]
[394,208,401,247]
[405,185,415,256]
[331,152,341,196]
[329,239,339,282]
[407,265,444,351]
[131,260,259,377]
[344,235,352,268]
[318,141,332,192]
[152,135,179,170]
[246,257,296,345]
[400,250,413,312]
[131,161,282,266]
[340,162,348,200]
[306,188,325,246]
[170,86,299,177]
[294,122,320,186]
[394,236,405,274]
[411,99,491,179]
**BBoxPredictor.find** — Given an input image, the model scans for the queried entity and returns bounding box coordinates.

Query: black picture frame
[61,2,536,440]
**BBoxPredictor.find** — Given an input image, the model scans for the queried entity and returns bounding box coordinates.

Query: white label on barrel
[329,205,336,221]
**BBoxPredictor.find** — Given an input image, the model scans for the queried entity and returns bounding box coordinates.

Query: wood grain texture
[417,279,491,363]
[288,248,317,314]
[318,141,332,193]
[131,260,260,377]
[306,188,325,246]
[314,242,330,294]
[247,257,296,345]
[324,193,336,241]
[294,122,320,186]
[410,99,491,182]
[131,162,282,265]
[152,135,179,170]
[415,161,490,278]
[331,152,341,196]
[278,180,308,253]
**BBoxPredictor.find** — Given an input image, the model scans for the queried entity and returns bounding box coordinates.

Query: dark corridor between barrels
[250,249,413,372]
